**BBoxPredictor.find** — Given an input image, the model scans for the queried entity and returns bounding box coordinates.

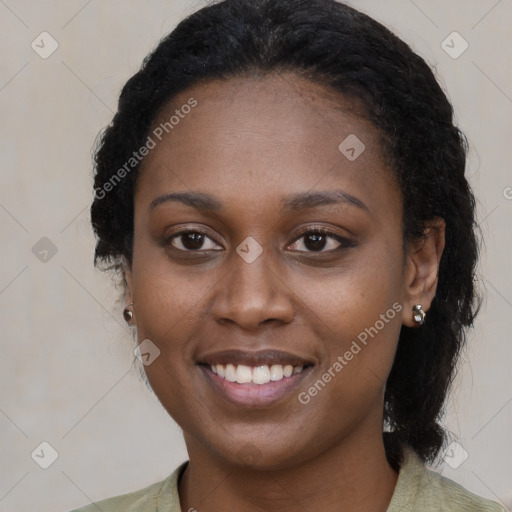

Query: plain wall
[1,1,511,510]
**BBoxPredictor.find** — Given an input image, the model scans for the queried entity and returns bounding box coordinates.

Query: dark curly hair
[90,0,482,471]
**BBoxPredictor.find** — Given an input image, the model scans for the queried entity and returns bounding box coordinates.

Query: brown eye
[288,229,353,253]
[167,229,222,252]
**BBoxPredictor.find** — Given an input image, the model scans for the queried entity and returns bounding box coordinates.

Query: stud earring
[123,302,134,322]
[412,304,426,326]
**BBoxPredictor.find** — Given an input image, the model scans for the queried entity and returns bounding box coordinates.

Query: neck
[178,429,399,512]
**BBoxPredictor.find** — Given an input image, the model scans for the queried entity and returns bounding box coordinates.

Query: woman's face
[126,72,419,469]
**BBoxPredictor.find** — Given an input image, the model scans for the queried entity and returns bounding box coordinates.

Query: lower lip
[199,365,314,408]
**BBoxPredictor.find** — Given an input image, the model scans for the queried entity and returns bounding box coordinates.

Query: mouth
[197,349,315,408]
[206,362,307,384]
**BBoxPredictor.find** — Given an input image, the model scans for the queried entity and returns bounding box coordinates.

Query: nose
[211,243,295,331]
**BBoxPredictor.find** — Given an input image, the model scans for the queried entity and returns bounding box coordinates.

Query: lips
[197,348,313,368]
[197,348,314,407]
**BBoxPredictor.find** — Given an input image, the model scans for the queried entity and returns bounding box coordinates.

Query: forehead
[136,72,398,217]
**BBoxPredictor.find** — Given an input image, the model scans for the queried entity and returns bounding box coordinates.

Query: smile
[199,363,314,408]
[210,363,304,385]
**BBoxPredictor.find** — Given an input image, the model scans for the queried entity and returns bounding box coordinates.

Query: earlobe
[401,217,446,327]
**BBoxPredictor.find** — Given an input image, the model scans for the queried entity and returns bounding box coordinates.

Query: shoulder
[429,470,505,511]
[388,446,504,511]
[69,462,187,512]
[69,480,163,512]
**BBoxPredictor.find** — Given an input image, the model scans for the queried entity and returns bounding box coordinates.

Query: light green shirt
[70,446,504,511]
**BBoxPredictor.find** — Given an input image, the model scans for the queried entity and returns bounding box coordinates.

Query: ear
[401,217,446,327]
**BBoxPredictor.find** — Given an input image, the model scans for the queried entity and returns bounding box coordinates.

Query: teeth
[253,365,271,384]
[209,363,305,384]
[236,365,252,384]
[225,363,237,382]
[283,365,293,377]
[270,364,283,381]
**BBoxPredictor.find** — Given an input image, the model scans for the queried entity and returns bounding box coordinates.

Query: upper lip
[197,349,314,368]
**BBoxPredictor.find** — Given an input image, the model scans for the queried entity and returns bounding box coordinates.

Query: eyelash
[164,226,354,254]
[290,227,354,252]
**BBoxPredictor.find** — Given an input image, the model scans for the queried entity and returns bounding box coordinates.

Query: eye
[166,228,223,252]
[287,228,353,253]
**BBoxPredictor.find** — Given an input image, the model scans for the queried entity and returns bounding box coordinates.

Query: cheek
[288,257,403,399]
[293,297,402,437]
[130,241,214,339]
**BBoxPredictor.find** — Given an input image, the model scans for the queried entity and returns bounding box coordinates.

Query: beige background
[1,1,511,511]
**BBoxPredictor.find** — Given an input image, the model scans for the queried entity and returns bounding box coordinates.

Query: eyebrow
[150,192,222,212]
[282,190,368,212]
[149,189,368,213]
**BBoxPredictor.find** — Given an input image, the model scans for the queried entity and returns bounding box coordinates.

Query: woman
[72,0,504,510]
